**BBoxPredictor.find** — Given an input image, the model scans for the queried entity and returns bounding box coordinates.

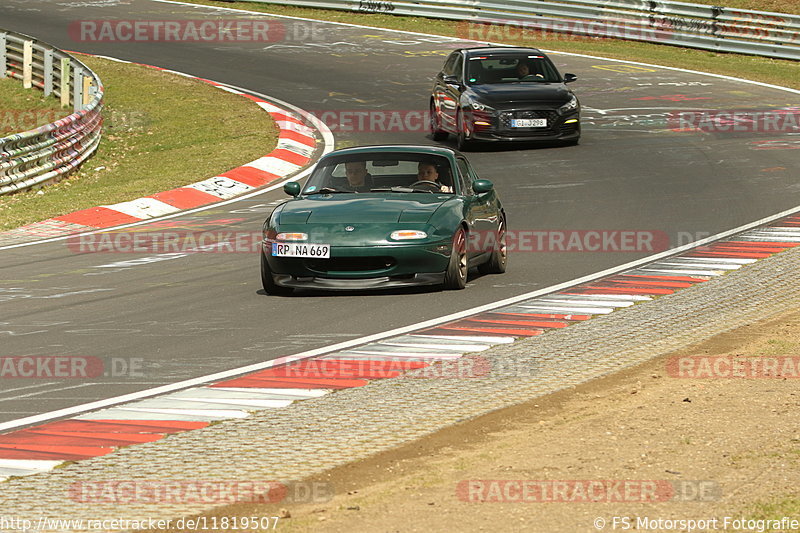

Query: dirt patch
[178,308,800,532]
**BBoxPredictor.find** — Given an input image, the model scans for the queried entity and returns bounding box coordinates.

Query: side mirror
[443,75,461,87]
[284,182,301,197]
[472,179,494,194]
[564,73,577,83]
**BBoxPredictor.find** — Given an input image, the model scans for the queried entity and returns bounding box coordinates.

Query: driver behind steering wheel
[417,161,453,193]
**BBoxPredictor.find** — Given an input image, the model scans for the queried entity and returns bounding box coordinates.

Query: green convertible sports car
[260,145,507,294]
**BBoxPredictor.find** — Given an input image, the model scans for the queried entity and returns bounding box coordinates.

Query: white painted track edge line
[3,200,800,432]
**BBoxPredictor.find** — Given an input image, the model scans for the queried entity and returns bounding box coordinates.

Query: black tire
[443,227,468,290]
[430,101,448,141]
[261,252,293,296]
[456,110,471,151]
[478,216,507,275]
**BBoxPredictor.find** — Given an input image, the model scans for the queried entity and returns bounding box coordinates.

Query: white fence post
[0,33,6,79]
[82,75,91,107]
[22,39,33,89]
[44,48,54,96]
[60,57,70,108]
[73,66,83,112]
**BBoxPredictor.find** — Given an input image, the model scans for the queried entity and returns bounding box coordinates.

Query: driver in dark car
[417,161,453,193]
[516,60,545,80]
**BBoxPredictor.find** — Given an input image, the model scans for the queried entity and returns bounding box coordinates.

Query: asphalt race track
[1,0,799,425]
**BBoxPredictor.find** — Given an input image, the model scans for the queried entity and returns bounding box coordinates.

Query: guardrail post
[43,49,54,96]
[23,39,33,89]
[73,65,83,112]
[0,33,6,79]
[82,75,91,107]
[60,58,70,108]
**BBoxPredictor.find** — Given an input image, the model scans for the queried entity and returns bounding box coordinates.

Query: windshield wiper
[369,187,414,193]
[306,187,349,195]
[370,187,436,194]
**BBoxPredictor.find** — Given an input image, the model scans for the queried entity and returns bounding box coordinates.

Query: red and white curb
[2,214,800,482]
[0,57,323,245]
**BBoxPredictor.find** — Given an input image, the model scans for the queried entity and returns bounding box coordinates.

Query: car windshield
[302,153,456,194]
[466,54,562,85]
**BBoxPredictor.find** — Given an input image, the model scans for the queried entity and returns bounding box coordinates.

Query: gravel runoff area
[2,244,800,531]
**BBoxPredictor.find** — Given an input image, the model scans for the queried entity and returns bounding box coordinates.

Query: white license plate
[511,118,547,128]
[272,242,330,258]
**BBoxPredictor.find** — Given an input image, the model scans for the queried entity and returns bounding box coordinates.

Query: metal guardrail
[0,30,103,195]
[238,0,800,60]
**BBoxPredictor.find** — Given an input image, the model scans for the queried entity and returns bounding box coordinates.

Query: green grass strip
[745,497,800,531]
[685,0,799,14]
[0,77,71,135]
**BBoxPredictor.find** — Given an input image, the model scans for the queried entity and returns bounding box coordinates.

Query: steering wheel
[410,180,442,191]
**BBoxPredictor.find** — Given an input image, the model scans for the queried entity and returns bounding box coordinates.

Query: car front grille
[515,110,558,121]
[305,256,396,273]
[499,110,560,133]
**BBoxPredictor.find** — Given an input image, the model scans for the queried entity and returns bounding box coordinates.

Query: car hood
[468,83,572,106]
[278,194,447,225]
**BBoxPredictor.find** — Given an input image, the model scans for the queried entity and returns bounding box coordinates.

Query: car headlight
[390,230,428,241]
[467,98,494,113]
[558,95,579,114]
[276,232,308,241]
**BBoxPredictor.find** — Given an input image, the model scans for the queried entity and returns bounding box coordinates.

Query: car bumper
[271,272,446,290]
[262,240,452,289]
[466,110,580,142]
[470,129,580,142]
